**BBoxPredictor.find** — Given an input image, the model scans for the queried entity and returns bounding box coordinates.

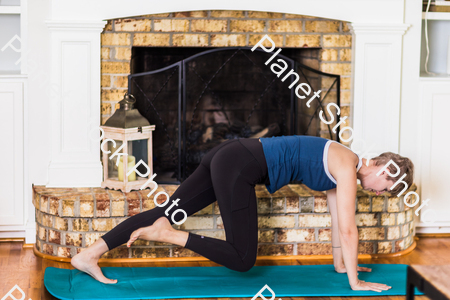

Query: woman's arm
[334,168,360,287]
[326,188,345,270]
[327,144,391,292]
[334,167,391,292]
[328,188,373,274]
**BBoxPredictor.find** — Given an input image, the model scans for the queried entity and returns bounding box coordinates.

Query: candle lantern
[100,93,155,192]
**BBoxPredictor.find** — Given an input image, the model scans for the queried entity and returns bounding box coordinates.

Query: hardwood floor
[2,237,448,300]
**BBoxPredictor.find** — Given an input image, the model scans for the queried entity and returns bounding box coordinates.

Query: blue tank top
[259,135,362,193]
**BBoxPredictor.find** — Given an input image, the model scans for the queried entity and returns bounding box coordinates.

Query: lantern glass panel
[107,140,123,179]
[129,139,148,179]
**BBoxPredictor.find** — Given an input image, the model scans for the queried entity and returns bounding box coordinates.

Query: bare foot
[127,216,172,247]
[71,249,117,284]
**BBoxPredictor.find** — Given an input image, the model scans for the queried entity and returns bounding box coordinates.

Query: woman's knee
[234,259,256,272]
[229,253,256,272]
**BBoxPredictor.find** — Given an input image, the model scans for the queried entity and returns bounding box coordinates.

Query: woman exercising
[71,135,414,292]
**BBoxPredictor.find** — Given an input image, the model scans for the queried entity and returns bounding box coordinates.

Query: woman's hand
[351,279,392,292]
[335,265,372,273]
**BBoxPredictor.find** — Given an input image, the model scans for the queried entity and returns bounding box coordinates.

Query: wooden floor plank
[0,238,449,300]
[27,287,41,300]
[0,243,11,257]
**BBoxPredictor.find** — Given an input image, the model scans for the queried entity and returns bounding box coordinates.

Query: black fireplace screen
[128,47,340,184]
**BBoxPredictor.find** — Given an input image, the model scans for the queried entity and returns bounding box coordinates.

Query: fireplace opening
[128,47,340,184]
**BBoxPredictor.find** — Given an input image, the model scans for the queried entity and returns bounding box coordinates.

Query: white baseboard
[25,223,36,243]
[415,222,450,234]
[0,230,26,238]
[0,223,36,242]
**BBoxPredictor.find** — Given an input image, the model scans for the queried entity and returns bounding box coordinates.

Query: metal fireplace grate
[128,47,340,183]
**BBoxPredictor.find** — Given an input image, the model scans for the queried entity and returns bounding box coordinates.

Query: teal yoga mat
[44,264,423,299]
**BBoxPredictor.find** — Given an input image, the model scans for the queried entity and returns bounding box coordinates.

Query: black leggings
[101,138,270,272]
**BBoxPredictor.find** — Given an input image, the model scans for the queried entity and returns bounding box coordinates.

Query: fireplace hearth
[128,47,340,183]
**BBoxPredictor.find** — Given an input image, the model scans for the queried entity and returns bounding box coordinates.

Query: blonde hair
[371,152,414,196]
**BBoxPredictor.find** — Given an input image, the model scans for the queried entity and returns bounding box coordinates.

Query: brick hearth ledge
[32,183,416,259]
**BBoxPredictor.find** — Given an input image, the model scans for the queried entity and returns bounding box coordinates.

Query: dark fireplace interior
[128,47,340,184]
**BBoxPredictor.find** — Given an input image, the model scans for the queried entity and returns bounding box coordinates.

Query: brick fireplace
[98,10,355,187]
[100,11,353,143]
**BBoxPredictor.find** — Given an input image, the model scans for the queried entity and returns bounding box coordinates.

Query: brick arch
[100,10,353,143]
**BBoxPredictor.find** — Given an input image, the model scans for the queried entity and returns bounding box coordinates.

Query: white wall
[50,0,406,23]
[28,0,51,186]
[418,79,450,231]
[399,0,424,230]
[24,0,52,242]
